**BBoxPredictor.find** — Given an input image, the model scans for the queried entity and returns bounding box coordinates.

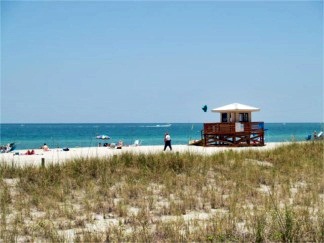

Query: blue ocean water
[0,123,323,150]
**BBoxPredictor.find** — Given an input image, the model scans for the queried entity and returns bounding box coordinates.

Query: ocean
[0,123,323,150]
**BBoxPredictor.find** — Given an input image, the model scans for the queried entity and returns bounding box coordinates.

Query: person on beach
[313,131,317,139]
[25,150,35,155]
[42,143,49,151]
[117,140,123,149]
[164,132,172,151]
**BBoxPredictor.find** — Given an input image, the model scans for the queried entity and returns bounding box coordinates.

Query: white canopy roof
[211,103,260,113]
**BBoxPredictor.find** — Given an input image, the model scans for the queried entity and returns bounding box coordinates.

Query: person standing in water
[164,132,172,151]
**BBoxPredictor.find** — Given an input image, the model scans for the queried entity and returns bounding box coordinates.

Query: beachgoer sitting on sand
[117,140,123,149]
[313,131,317,139]
[25,150,35,155]
[42,143,49,151]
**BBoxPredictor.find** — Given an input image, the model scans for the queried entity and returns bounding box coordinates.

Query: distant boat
[0,142,16,153]
[144,124,172,128]
[96,135,110,140]
[156,124,172,127]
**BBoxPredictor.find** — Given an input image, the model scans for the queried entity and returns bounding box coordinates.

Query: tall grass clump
[0,141,323,242]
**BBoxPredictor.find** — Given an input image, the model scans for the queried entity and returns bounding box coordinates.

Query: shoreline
[0,142,293,167]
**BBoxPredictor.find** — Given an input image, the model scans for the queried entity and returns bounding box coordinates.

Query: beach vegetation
[0,141,323,242]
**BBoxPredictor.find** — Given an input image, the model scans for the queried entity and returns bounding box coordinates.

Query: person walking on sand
[164,132,172,151]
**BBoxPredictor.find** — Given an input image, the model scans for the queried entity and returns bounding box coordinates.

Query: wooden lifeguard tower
[202,103,265,146]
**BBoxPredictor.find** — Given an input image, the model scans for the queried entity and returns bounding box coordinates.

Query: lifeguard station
[202,103,265,146]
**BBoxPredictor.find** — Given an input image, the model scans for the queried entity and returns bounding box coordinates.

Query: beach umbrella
[96,135,110,140]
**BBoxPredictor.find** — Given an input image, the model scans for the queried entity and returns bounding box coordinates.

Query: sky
[1,1,323,123]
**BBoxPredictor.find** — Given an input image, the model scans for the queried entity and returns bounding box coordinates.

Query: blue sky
[1,1,323,123]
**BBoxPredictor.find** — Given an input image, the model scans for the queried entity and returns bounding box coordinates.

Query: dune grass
[0,141,323,242]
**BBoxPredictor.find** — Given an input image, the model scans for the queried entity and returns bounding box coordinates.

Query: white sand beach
[0,142,287,167]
